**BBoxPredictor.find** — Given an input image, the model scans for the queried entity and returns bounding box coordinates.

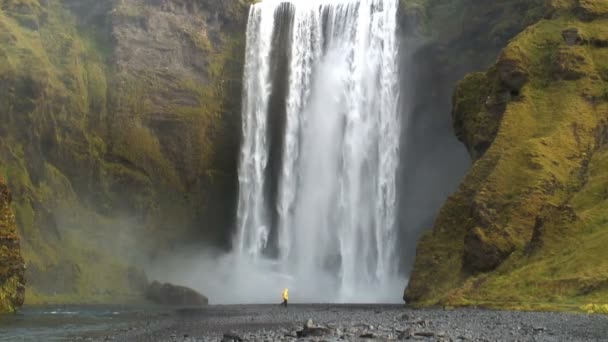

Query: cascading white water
[235,0,403,303]
[236,3,276,258]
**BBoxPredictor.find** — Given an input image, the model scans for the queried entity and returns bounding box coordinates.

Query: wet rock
[360,333,375,338]
[414,331,435,337]
[398,328,414,340]
[297,319,332,338]
[411,319,429,327]
[145,281,208,307]
[222,331,244,342]
[297,326,332,338]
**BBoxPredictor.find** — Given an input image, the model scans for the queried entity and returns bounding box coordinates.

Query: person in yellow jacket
[282,288,289,307]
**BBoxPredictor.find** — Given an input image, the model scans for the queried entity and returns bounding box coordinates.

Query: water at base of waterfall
[234,0,403,303]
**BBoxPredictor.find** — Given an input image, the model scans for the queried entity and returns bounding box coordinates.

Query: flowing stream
[235,0,402,303]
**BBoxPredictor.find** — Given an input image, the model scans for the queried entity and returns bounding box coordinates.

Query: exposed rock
[297,319,332,338]
[145,281,208,307]
[591,38,608,48]
[398,328,414,340]
[462,199,516,273]
[222,331,244,342]
[496,54,528,92]
[463,226,515,272]
[562,28,584,46]
[0,176,26,313]
[452,72,502,160]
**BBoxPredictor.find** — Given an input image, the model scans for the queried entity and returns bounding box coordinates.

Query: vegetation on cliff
[0,0,251,304]
[0,176,25,313]
[406,0,608,310]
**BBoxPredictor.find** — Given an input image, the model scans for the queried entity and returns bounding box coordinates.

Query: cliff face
[0,0,250,304]
[395,0,547,273]
[0,176,25,313]
[406,0,608,309]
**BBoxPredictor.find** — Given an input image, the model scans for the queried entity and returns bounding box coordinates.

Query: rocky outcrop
[406,0,608,309]
[395,0,549,276]
[0,0,251,304]
[0,176,25,313]
[145,281,208,307]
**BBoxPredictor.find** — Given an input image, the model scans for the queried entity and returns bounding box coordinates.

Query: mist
[147,250,405,304]
[148,0,469,305]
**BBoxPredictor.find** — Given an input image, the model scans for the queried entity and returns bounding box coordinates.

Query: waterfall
[235,0,402,303]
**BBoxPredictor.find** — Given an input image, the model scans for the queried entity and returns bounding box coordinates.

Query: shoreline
[1,304,606,341]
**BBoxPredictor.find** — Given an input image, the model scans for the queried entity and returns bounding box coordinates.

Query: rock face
[145,281,208,307]
[0,0,251,303]
[395,0,550,277]
[406,0,608,308]
[0,176,25,313]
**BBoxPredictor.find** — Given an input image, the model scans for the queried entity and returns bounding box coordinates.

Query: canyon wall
[0,0,251,307]
[406,0,608,310]
[2,0,607,311]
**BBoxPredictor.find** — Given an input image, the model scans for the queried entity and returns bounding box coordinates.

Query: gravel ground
[66,304,608,342]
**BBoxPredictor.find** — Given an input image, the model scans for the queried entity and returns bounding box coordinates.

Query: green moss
[0,0,253,305]
[407,5,608,311]
[577,0,608,19]
[0,174,25,313]
[452,72,501,159]
[0,0,152,305]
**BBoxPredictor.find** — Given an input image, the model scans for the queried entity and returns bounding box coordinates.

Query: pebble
[65,305,608,342]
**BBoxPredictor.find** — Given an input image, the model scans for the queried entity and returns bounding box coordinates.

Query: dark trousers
[282,299,288,307]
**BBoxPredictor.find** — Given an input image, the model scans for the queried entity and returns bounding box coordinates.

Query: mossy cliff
[0,176,25,313]
[0,0,251,306]
[405,0,608,310]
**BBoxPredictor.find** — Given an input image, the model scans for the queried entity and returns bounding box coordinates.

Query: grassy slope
[406,0,608,311]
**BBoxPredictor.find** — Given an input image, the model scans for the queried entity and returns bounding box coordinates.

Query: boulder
[222,331,244,342]
[562,28,584,46]
[297,319,332,338]
[496,57,528,92]
[145,281,208,307]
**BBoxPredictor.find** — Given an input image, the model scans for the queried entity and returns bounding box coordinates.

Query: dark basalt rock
[145,281,208,307]
[562,27,584,46]
[222,331,244,342]
[297,319,332,338]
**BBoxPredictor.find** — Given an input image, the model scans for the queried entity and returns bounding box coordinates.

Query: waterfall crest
[235,0,402,302]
